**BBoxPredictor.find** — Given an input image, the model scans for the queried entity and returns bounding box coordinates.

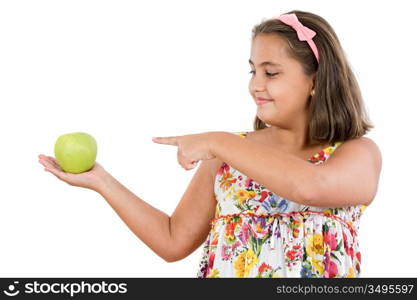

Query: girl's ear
[310,73,317,90]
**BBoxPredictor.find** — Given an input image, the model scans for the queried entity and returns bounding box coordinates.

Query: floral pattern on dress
[196,131,366,278]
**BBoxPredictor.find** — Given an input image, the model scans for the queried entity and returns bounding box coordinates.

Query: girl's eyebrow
[249,59,282,67]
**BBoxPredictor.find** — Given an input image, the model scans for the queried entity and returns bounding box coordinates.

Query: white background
[1,0,415,277]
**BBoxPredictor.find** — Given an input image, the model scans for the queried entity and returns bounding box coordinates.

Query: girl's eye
[248,71,279,77]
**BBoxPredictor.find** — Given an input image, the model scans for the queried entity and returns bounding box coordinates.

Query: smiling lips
[256,97,273,105]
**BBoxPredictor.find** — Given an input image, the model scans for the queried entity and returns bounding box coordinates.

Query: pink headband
[271,13,320,63]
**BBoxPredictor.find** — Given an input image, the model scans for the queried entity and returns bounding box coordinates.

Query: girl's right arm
[96,158,218,262]
[38,154,219,262]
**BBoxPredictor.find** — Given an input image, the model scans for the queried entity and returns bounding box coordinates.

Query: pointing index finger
[152,136,178,146]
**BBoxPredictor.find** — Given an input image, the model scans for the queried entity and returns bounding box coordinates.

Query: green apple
[54,132,97,174]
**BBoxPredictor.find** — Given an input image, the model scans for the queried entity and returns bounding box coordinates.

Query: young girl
[38,10,382,278]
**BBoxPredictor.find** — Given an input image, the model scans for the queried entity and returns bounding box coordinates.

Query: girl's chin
[256,111,279,125]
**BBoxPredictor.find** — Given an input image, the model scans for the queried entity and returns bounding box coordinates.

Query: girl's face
[248,34,315,129]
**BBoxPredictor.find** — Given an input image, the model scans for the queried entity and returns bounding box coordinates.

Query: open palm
[38,154,107,191]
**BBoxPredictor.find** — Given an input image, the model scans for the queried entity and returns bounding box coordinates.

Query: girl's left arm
[208,132,382,208]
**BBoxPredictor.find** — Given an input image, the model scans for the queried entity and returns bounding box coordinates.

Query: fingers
[38,154,68,180]
[47,156,63,171]
[187,163,197,170]
[38,155,51,170]
[39,154,63,171]
[176,150,198,170]
[39,158,55,173]
[177,150,189,170]
[39,155,53,169]
[184,161,198,170]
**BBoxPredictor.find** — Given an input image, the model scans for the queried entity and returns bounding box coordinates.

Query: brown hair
[251,9,374,145]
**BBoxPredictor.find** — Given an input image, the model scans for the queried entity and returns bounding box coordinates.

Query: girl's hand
[38,154,109,192]
[152,132,216,170]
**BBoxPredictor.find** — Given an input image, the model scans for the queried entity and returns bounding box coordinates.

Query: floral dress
[196,131,366,278]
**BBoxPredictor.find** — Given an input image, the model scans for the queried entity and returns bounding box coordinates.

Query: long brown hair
[251,10,374,145]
